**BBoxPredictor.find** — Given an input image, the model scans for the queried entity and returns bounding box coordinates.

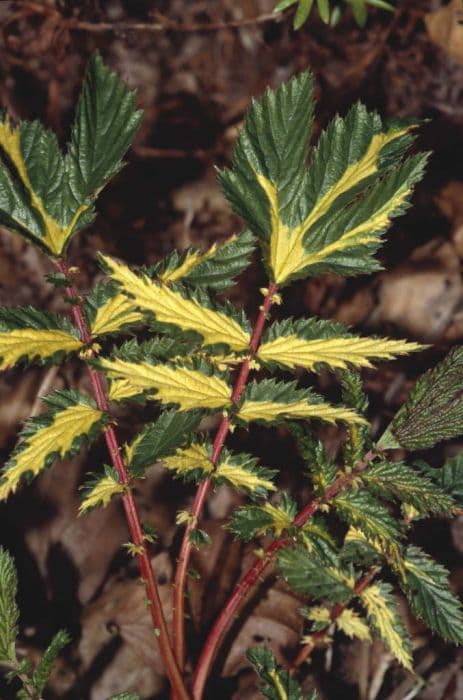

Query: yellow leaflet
[158,236,235,284]
[108,378,140,402]
[90,294,143,336]
[215,460,275,493]
[79,474,125,514]
[101,358,232,411]
[360,584,412,669]
[0,118,87,256]
[261,503,293,536]
[237,399,365,425]
[256,126,411,283]
[307,607,331,624]
[0,328,83,370]
[336,609,371,641]
[258,336,423,372]
[102,256,250,351]
[162,443,213,475]
[0,404,103,500]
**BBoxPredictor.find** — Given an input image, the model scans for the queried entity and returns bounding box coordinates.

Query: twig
[192,449,377,699]
[56,260,191,700]
[172,284,278,684]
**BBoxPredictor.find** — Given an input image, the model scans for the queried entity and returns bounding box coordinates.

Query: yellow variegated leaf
[336,609,371,641]
[90,294,143,336]
[108,378,140,402]
[258,335,423,372]
[237,399,365,425]
[0,118,87,256]
[0,402,103,500]
[79,473,125,514]
[162,443,213,475]
[101,358,232,410]
[215,460,276,494]
[360,584,412,669]
[261,503,293,536]
[0,328,83,370]
[101,255,250,351]
[158,241,221,285]
[258,126,411,284]
[307,606,331,624]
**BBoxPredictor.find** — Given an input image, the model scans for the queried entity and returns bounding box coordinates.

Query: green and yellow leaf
[258,318,423,372]
[100,254,251,351]
[89,292,143,337]
[100,357,232,411]
[334,490,402,542]
[0,307,83,369]
[0,390,105,500]
[336,608,371,641]
[79,467,125,514]
[163,443,213,478]
[360,581,412,668]
[237,379,365,425]
[278,545,354,602]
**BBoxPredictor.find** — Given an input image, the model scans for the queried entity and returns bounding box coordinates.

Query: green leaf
[317,0,330,23]
[109,695,141,700]
[0,548,19,663]
[290,424,337,494]
[0,390,105,500]
[274,0,299,13]
[30,629,70,695]
[278,545,354,602]
[247,646,314,700]
[294,0,315,28]
[114,336,200,363]
[362,462,455,515]
[228,494,297,541]
[213,449,277,498]
[0,306,83,370]
[148,230,256,291]
[360,580,412,668]
[351,0,367,26]
[333,490,402,542]
[125,410,201,476]
[237,378,365,425]
[418,455,463,508]
[341,370,370,465]
[67,53,142,202]
[219,72,315,263]
[402,546,463,644]
[378,347,463,450]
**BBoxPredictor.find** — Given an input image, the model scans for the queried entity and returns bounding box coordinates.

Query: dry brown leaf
[425,0,463,65]
[79,552,172,699]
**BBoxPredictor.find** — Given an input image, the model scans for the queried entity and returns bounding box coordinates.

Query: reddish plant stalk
[56,260,191,700]
[289,566,379,673]
[172,283,278,675]
[192,450,376,698]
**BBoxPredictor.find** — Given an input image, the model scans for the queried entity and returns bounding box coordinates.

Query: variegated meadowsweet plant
[0,54,462,700]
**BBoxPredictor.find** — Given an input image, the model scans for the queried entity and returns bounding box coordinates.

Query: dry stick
[172,283,278,679]
[56,260,191,700]
[192,449,377,699]
[289,566,379,673]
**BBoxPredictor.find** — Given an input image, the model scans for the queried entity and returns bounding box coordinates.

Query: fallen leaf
[425,0,463,65]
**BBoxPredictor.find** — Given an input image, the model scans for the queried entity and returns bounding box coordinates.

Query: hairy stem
[172,283,278,676]
[192,449,377,698]
[289,566,379,673]
[56,260,191,700]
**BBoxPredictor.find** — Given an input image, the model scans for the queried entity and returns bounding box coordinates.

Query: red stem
[192,450,376,698]
[172,284,278,677]
[56,260,191,700]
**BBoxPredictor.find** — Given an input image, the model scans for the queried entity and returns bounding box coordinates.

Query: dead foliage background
[0,1,462,698]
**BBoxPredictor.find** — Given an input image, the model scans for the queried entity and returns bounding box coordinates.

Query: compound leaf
[101,254,251,351]
[0,307,83,370]
[0,390,105,500]
[333,490,402,542]
[278,545,354,602]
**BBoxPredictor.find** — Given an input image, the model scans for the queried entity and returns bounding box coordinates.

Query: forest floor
[0,1,462,698]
